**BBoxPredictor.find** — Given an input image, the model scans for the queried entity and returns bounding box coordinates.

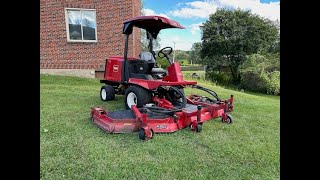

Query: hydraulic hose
[191,85,221,101]
[144,85,220,115]
[145,86,186,115]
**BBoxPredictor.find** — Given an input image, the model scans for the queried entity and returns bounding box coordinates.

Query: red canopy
[123,16,184,38]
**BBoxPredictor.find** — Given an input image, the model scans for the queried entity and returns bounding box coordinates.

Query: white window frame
[65,8,98,42]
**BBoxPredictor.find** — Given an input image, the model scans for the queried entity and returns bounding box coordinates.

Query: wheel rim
[101,89,107,100]
[190,124,196,131]
[127,92,137,108]
[150,129,153,138]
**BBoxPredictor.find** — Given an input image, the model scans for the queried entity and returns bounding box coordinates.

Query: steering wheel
[158,47,173,58]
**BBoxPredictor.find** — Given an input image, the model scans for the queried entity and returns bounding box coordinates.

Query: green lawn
[40,74,280,179]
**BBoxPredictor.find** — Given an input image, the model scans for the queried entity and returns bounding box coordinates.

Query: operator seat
[139,52,166,79]
[139,51,156,73]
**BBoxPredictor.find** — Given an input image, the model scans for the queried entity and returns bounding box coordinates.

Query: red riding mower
[91,16,235,140]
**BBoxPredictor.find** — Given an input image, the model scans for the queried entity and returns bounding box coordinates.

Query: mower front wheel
[138,128,154,140]
[100,85,115,101]
[190,123,202,133]
[196,124,202,132]
[222,114,233,124]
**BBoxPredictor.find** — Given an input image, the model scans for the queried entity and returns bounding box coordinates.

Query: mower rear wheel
[222,114,233,124]
[124,86,151,109]
[100,85,115,101]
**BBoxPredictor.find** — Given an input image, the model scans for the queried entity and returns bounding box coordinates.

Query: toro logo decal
[113,65,119,72]
[157,125,167,129]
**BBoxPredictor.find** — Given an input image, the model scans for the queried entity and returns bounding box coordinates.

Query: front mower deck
[91,93,234,140]
[107,109,171,120]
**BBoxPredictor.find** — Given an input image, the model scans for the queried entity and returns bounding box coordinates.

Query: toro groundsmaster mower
[91,16,235,140]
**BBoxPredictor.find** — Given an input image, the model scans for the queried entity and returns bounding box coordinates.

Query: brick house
[40,0,141,78]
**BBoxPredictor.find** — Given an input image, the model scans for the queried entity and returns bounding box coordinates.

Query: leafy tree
[189,42,202,65]
[174,50,190,62]
[82,18,91,27]
[268,20,280,54]
[201,9,278,83]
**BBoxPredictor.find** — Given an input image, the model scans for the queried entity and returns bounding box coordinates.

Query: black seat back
[139,52,155,73]
[126,52,157,80]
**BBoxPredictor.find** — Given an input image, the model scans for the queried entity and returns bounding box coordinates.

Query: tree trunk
[229,65,241,84]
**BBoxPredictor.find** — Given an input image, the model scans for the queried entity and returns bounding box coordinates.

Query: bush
[157,59,193,69]
[261,71,280,95]
[240,70,280,95]
[179,59,190,66]
[157,57,170,69]
[183,71,205,80]
[206,71,232,85]
[181,66,205,71]
[239,53,280,95]
[240,71,267,92]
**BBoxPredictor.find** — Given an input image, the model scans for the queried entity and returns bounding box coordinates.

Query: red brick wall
[132,0,141,58]
[40,0,141,70]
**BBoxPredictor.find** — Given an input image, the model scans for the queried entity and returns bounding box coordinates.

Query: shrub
[261,71,280,95]
[181,66,205,71]
[158,59,194,69]
[240,70,267,92]
[157,57,170,69]
[179,59,190,66]
[239,53,280,95]
[206,71,232,85]
[240,70,280,95]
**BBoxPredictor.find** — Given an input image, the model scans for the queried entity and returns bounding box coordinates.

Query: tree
[175,50,190,61]
[189,42,202,65]
[201,9,278,83]
[268,20,280,54]
[82,18,91,27]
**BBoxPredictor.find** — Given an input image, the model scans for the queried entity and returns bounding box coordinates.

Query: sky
[142,0,280,51]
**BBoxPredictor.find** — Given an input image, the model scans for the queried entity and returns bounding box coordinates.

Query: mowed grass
[40,74,279,179]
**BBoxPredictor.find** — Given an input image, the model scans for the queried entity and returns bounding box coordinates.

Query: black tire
[196,124,202,132]
[138,128,154,140]
[221,114,233,124]
[190,123,201,132]
[124,85,151,109]
[138,128,146,140]
[100,85,115,101]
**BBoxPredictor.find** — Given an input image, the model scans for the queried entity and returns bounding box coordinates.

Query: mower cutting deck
[91,88,234,140]
[90,15,236,140]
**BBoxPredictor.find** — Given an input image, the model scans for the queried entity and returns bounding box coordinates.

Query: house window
[65,8,97,42]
